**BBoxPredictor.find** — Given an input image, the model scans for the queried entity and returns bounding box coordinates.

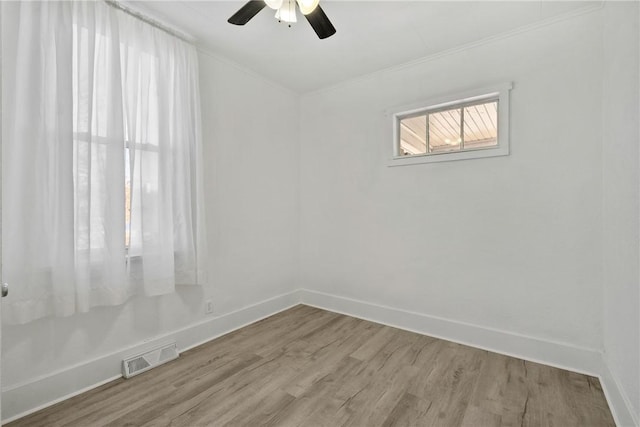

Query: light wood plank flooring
[8,305,615,427]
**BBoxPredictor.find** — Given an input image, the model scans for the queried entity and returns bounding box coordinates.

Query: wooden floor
[9,305,615,427]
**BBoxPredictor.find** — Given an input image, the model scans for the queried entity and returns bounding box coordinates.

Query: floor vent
[122,343,179,379]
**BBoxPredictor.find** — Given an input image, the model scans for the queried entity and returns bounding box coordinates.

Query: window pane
[463,101,498,149]
[125,148,131,248]
[128,148,159,257]
[429,108,461,153]
[399,115,427,156]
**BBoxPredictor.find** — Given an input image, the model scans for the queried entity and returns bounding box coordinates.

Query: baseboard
[599,356,639,427]
[299,289,603,376]
[1,290,302,424]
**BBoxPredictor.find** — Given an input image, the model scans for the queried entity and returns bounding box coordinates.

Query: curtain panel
[1,1,207,324]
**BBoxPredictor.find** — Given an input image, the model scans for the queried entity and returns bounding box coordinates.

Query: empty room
[0,0,638,426]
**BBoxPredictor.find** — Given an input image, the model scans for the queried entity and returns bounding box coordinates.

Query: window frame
[388,82,512,166]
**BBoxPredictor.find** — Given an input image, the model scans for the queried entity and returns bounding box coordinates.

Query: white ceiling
[129,1,599,93]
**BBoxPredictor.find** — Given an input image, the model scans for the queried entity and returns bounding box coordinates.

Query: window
[389,83,511,165]
[73,30,162,255]
[3,0,207,325]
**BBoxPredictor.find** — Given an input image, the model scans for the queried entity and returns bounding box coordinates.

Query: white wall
[299,11,604,350]
[602,2,640,424]
[1,50,299,417]
[198,51,299,312]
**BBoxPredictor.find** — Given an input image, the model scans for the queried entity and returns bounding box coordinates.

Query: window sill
[388,144,509,167]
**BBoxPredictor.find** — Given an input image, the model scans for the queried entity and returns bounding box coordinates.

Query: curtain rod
[103,0,196,44]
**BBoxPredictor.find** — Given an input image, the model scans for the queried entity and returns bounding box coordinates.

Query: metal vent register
[122,343,179,378]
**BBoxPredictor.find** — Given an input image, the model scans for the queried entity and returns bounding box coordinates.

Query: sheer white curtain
[2,1,207,325]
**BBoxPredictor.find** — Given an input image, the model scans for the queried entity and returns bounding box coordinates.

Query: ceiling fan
[228,0,336,40]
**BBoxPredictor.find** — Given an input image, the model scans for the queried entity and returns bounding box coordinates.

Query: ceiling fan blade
[304,5,336,39]
[228,1,267,25]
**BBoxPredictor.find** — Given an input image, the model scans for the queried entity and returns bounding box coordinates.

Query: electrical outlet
[205,300,214,315]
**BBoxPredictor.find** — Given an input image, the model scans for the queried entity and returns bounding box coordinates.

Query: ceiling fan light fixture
[264,0,283,10]
[275,0,297,23]
[296,0,320,15]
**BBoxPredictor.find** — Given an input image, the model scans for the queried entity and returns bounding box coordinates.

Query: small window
[390,83,511,166]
